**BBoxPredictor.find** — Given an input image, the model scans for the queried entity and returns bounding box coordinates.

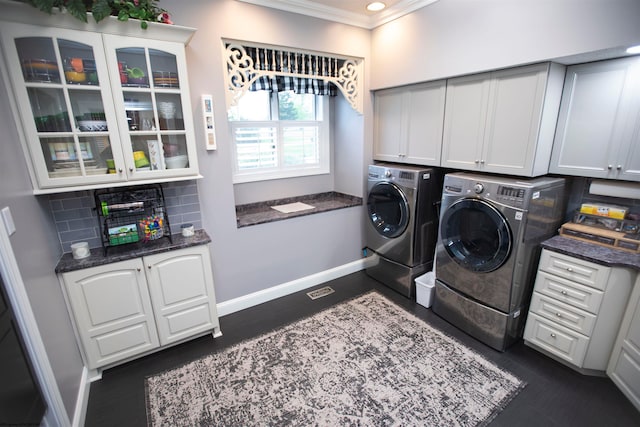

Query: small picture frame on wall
[202,94,216,150]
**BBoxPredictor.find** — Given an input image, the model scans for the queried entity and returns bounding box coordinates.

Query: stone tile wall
[49,181,202,253]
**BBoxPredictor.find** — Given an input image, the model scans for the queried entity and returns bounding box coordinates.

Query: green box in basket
[108,224,139,246]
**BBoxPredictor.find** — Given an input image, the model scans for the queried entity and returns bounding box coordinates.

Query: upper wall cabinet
[441,63,565,177]
[0,18,199,194]
[549,57,640,182]
[373,80,446,166]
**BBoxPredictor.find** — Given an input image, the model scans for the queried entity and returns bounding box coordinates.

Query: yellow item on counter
[579,203,628,219]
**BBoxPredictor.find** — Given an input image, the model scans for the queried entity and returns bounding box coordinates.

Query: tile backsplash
[48,181,203,253]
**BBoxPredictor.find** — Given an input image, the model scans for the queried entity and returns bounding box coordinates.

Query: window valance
[224,40,363,114]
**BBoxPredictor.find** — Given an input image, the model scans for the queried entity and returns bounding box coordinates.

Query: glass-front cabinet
[0,21,198,193]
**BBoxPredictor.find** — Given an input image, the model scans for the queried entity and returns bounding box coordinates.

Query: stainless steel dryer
[433,172,566,351]
[365,163,442,298]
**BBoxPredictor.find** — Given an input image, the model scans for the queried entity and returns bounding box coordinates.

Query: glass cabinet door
[0,23,125,188]
[104,35,197,178]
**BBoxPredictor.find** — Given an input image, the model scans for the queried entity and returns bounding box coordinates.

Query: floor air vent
[307,286,335,300]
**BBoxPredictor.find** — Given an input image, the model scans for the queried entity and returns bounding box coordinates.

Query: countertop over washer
[541,235,640,271]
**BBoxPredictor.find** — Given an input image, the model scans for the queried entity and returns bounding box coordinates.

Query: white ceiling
[237,0,441,29]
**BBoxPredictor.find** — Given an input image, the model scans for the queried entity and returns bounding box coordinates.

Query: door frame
[0,217,70,426]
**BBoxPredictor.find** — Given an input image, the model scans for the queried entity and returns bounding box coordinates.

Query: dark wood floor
[85,271,640,426]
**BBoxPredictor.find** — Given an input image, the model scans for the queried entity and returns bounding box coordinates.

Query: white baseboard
[216,256,376,317]
[72,367,91,427]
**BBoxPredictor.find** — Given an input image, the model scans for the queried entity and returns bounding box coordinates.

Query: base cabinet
[61,245,220,375]
[607,274,640,412]
[524,249,634,374]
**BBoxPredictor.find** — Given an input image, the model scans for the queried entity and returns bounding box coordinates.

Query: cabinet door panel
[373,88,405,161]
[441,74,488,169]
[524,312,589,366]
[405,81,445,165]
[62,259,159,369]
[550,59,632,177]
[145,246,218,346]
[165,304,214,336]
[483,65,546,173]
[0,22,126,189]
[103,35,199,180]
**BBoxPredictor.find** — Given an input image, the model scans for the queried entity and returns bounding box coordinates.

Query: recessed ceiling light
[626,45,640,54]
[367,2,386,12]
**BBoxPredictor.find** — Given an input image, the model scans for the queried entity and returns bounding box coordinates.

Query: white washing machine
[434,172,566,351]
[365,163,442,298]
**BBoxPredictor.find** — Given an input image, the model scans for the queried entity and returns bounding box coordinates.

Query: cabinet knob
[617,165,622,170]
[550,333,556,338]
[566,267,573,272]
[560,290,568,296]
[556,312,562,318]
[480,160,485,164]
[148,265,152,269]
[137,267,141,272]
[118,168,123,173]
[475,159,480,164]
[129,167,134,172]
[608,165,613,170]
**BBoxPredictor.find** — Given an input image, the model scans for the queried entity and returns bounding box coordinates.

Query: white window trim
[230,95,331,184]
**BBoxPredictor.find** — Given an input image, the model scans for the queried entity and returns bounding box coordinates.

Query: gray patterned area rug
[145,291,525,426]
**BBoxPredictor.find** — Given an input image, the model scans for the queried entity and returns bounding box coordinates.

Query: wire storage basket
[94,184,172,255]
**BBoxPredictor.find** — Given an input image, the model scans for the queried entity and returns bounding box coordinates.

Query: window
[229,90,330,183]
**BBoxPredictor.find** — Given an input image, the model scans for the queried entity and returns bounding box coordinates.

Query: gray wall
[166,0,372,303]
[50,180,203,252]
[0,63,83,418]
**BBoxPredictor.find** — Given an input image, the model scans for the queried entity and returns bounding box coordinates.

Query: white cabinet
[144,246,219,346]
[608,274,640,412]
[0,16,199,194]
[373,80,446,166]
[524,249,634,374]
[550,56,640,181]
[441,63,565,176]
[61,258,159,371]
[61,245,220,377]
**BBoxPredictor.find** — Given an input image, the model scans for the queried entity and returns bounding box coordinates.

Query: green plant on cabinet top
[22,0,173,28]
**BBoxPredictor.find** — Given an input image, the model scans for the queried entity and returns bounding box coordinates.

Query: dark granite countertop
[55,229,211,274]
[236,191,363,228]
[541,235,640,271]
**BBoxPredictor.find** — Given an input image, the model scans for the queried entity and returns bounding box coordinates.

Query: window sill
[236,192,363,228]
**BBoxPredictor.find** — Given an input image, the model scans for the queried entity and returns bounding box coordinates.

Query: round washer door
[367,181,410,238]
[439,198,512,272]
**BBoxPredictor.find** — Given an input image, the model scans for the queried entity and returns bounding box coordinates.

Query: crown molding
[237,0,440,29]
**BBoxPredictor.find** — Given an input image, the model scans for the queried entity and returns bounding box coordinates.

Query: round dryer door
[367,181,410,238]
[439,198,512,272]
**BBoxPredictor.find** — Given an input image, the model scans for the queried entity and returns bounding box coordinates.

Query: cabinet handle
[550,333,556,338]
